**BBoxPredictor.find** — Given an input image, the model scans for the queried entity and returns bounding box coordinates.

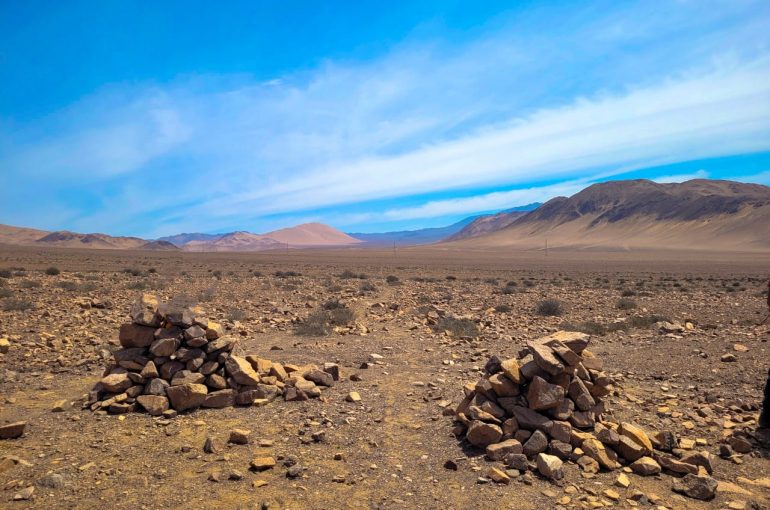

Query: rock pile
[452,331,718,500]
[87,294,339,416]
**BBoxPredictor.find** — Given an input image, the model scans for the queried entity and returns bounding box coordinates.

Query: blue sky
[1,1,770,237]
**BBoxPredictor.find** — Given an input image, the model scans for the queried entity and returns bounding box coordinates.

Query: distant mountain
[178,223,361,251]
[349,217,476,246]
[139,240,181,251]
[0,224,50,246]
[447,203,541,241]
[183,231,284,252]
[444,179,770,251]
[266,222,361,247]
[35,231,147,250]
[157,233,221,246]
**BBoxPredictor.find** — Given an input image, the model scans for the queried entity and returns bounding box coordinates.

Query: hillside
[265,223,361,247]
[35,231,147,250]
[445,179,770,252]
[349,217,476,246]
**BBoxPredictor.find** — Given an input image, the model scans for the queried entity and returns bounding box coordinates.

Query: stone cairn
[453,331,718,500]
[87,294,339,417]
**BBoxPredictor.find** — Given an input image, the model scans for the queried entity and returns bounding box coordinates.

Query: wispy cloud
[1,1,769,236]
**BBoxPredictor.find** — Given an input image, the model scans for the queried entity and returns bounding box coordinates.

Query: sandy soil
[1,245,769,509]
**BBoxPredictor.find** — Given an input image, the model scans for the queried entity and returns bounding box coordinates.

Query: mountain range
[444,179,770,251]
[1,179,768,252]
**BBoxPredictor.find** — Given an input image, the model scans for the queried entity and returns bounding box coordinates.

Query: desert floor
[1,245,769,509]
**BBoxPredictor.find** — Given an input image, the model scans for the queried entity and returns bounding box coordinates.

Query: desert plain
[0,245,769,509]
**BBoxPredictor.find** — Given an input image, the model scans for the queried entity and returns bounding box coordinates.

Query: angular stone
[229,429,251,445]
[119,323,156,348]
[617,435,646,462]
[184,325,206,340]
[166,383,207,412]
[547,440,572,460]
[537,453,565,480]
[655,453,698,475]
[250,457,276,471]
[270,363,289,381]
[140,361,159,379]
[630,456,661,476]
[680,451,714,474]
[542,331,590,354]
[506,453,529,471]
[170,370,205,386]
[101,372,132,393]
[130,293,160,326]
[149,337,180,357]
[0,421,26,439]
[568,377,596,411]
[486,439,523,461]
[513,406,553,434]
[527,376,565,410]
[246,356,273,374]
[550,420,572,443]
[619,422,653,455]
[202,389,235,408]
[136,395,169,416]
[0,337,9,354]
[466,420,503,447]
[144,377,170,396]
[305,369,334,387]
[488,373,520,397]
[500,358,521,384]
[205,321,224,340]
[523,429,549,457]
[569,410,596,429]
[527,340,564,376]
[486,466,510,484]
[595,423,620,447]
[577,455,600,473]
[159,360,184,380]
[673,473,717,501]
[582,438,620,470]
[548,397,574,421]
[225,356,261,386]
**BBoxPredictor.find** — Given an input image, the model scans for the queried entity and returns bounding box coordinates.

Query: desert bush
[19,279,41,289]
[79,282,98,292]
[445,275,457,281]
[328,307,355,326]
[322,299,346,310]
[58,281,78,291]
[339,269,367,279]
[229,309,247,321]
[626,314,668,329]
[123,267,144,277]
[523,279,536,288]
[295,310,331,336]
[386,275,400,284]
[45,266,61,276]
[198,286,217,302]
[561,320,608,336]
[536,299,564,316]
[0,269,11,279]
[360,282,377,292]
[212,270,223,279]
[495,304,512,313]
[127,280,148,290]
[435,316,478,337]
[148,267,157,274]
[500,283,518,295]
[621,289,637,297]
[616,298,637,310]
[275,270,301,278]
[2,298,33,311]
[0,288,12,298]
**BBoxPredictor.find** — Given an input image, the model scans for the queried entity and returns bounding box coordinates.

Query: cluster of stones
[87,294,339,416]
[452,331,720,501]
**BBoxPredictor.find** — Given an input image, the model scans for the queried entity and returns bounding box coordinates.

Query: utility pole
[545,238,548,257]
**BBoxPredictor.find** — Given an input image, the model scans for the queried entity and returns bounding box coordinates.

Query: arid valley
[1,245,769,509]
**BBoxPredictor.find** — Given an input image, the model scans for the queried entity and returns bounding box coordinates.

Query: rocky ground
[0,245,769,509]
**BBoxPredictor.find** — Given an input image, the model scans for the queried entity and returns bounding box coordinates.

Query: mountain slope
[0,224,50,246]
[445,179,770,252]
[35,231,147,249]
[349,217,476,246]
[157,233,221,247]
[265,222,361,247]
[182,232,284,252]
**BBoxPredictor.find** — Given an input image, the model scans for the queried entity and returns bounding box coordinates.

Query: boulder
[466,421,503,447]
[166,383,207,412]
[136,395,169,416]
[224,356,261,386]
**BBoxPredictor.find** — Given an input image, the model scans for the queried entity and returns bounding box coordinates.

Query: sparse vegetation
[295,310,331,336]
[435,316,478,337]
[536,298,564,316]
[45,266,61,276]
[494,304,512,313]
[386,275,400,284]
[2,298,34,311]
[616,297,637,310]
[0,269,11,278]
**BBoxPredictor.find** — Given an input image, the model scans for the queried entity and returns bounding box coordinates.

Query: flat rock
[136,395,169,416]
[673,473,717,501]
[0,421,26,439]
[225,356,261,386]
[166,383,208,412]
[466,420,503,447]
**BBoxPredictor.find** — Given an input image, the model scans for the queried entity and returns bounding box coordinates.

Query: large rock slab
[225,356,261,386]
[166,383,208,412]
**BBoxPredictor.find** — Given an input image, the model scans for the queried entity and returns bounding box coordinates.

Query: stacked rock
[87,294,339,416]
[454,332,665,483]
